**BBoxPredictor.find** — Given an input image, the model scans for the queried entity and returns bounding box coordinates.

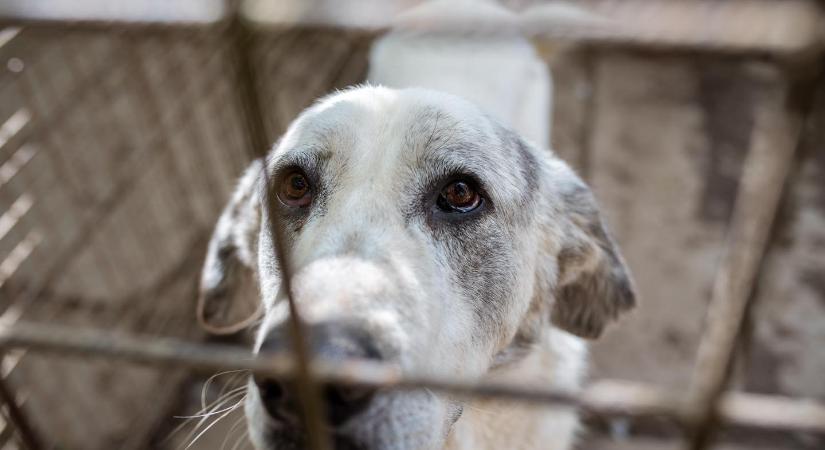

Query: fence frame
[0,1,824,449]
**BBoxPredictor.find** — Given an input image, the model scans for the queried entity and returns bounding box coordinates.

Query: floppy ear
[545,161,637,339]
[198,159,265,335]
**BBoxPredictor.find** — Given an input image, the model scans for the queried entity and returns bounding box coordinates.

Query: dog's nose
[254,321,383,427]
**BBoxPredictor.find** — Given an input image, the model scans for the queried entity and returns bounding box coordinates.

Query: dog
[198,84,635,449]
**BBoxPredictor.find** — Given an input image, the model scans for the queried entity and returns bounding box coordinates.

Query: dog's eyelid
[432,167,486,192]
[269,147,329,176]
[271,159,310,179]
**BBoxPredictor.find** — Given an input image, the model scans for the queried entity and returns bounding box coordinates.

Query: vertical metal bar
[682,65,809,450]
[265,169,328,447]
[225,13,269,159]
[0,378,40,450]
[259,161,331,450]
[227,8,330,448]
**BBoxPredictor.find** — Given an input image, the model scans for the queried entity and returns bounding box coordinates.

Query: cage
[0,1,823,449]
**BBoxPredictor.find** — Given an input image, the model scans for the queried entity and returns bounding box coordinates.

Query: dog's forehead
[282,87,490,148]
[271,87,536,202]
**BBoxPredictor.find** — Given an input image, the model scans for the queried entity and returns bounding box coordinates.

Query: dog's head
[199,86,635,450]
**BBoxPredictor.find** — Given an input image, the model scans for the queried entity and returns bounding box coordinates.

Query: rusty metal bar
[262,204,332,450]
[226,4,331,448]
[239,0,825,56]
[258,102,333,450]
[574,0,824,55]
[1,1,823,57]
[682,69,810,449]
[226,13,269,159]
[1,321,825,435]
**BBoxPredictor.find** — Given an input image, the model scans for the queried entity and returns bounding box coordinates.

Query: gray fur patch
[551,183,637,339]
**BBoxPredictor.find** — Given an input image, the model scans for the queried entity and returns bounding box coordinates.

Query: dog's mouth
[258,427,367,450]
[246,379,453,450]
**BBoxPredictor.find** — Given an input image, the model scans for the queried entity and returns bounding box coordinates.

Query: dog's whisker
[185,401,244,450]
[179,398,246,450]
[181,387,247,419]
[201,370,250,412]
[212,383,248,401]
[174,393,246,419]
[171,389,247,447]
[166,388,246,441]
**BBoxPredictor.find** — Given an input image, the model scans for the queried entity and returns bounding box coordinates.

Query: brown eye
[437,179,481,213]
[278,171,312,207]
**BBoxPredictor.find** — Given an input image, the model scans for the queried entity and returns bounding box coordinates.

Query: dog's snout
[254,321,383,427]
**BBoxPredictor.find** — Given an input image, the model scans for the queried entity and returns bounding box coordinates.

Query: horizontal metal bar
[0,321,824,434]
[1,0,822,56]
[575,0,824,55]
[241,0,824,55]
[0,0,225,25]
[0,18,220,34]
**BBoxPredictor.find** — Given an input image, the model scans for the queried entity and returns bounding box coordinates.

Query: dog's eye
[437,179,481,213]
[278,171,312,207]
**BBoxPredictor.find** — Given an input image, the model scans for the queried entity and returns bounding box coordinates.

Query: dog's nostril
[254,377,287,418]
[254,377,375,427]
[327,384,372,405]
[324,384,376,426]
[257,378,285,402]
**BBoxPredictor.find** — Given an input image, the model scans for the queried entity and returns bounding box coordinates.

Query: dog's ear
[544,161,636,339]
[198,159,265,335]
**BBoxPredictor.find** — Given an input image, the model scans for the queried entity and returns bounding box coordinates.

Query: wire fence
[0,1,823,449]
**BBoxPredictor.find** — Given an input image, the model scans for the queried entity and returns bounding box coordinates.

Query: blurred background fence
[0,1,823,449]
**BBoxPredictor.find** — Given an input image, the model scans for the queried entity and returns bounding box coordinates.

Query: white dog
[199,84,635,450]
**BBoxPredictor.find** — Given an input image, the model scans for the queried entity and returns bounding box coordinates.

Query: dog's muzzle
[253,321,384,429]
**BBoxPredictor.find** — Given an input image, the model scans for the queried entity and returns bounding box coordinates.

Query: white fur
[249,86,591,450]
[367,6,578,446]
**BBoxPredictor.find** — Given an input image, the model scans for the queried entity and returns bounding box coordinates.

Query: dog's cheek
[435,218,520,350]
